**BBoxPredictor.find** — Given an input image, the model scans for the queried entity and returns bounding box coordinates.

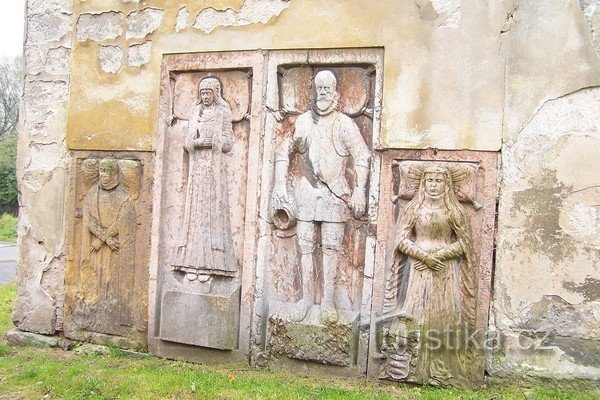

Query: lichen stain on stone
[511,168,578,263]
[543,336,600,368]
[564,278,600,302]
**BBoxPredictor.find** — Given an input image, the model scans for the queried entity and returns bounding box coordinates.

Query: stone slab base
[159,281,240,350]
[5,328,59,348]
[267,303,359,367]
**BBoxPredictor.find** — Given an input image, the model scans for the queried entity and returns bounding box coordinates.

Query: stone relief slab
[64,151,154,349]
[148,51,264,363]
[253,49,384,376]
[368,150,497,388]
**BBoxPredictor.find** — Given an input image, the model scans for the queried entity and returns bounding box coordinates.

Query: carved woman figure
[382,165,476,387]
[172,77,237,282]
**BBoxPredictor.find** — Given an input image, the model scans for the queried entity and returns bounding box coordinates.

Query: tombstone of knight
[270,70,371,324]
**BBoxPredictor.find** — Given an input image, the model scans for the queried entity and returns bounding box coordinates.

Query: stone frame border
[147,50,266,363]
[251,48,385,377]
[367,149,498,384]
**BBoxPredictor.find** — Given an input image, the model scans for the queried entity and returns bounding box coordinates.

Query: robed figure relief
[381,164,477,387]
[172,76,237,284]
[79,158,137,334]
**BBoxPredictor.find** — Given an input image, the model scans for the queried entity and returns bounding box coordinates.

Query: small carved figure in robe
[271,70,371,324]
[382,165,477,387]
[172,76,237,283]
[80,158,136,333]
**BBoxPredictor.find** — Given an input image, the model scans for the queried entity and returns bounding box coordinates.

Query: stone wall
[14,0,600,386]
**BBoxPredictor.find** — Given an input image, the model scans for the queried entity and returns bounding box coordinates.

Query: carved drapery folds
[149,51,265,362]
[64,153,153,349]
[368,151,497,388]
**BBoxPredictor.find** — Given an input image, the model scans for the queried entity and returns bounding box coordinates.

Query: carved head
[420,166,452,199]
[99,158,119,190]
[313,70,339,114]
[423,166,447,198]
[198,77,223,108]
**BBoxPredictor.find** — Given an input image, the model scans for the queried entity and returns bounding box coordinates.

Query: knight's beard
[314,96,339,116]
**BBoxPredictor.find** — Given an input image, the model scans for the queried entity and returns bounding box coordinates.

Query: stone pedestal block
[268,303,359,367]
[160,281,240,350]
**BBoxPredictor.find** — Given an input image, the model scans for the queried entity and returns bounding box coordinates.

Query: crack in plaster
[503,85,600,185]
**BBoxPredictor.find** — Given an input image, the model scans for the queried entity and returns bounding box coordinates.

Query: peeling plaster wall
[66,0,511,151]
[491,0,600,383]
[14,0,600,384]
[14,0,73,334]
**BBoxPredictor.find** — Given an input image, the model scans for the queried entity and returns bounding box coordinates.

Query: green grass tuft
[0,213,17,242]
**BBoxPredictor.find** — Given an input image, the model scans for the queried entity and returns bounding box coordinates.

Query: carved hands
[414,242,464,271]
[413,255,446,272]
[106,236,120,251]
[185,136,232,153]
[349,189,367,218]
[90,235,120,252]
[270,183,297,219]
[91,238,103,252]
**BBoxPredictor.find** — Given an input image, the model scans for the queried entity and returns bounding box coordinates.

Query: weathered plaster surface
[492,88,600,381]
[127,41,151,67]
[192,0,290,33]
[492,0,600,380]
[579,0,600,53]
[501,0,600,145]
[76,11,123,42]
[125,8,163,39]
[97,44,123,73]
[66,0,513,151]
[14,0,73,334]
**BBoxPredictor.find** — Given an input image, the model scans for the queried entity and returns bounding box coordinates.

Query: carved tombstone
[64,153,153,349]
[254,49,384,376]
[148,52,264,363]
[368,150,497,388]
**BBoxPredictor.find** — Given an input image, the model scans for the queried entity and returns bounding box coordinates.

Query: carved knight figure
[381,165,477,387]
[271,70,371,324]
[80,157,136,332]
[172,76,237,284]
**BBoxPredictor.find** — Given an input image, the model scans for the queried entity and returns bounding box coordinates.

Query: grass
[0,284,597,399]
[0,213,17,242]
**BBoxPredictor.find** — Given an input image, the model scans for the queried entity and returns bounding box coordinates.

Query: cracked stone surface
[26,13,72,45]
[492,87,600,381]
[27,0,72,14]
[45,47,72,75]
